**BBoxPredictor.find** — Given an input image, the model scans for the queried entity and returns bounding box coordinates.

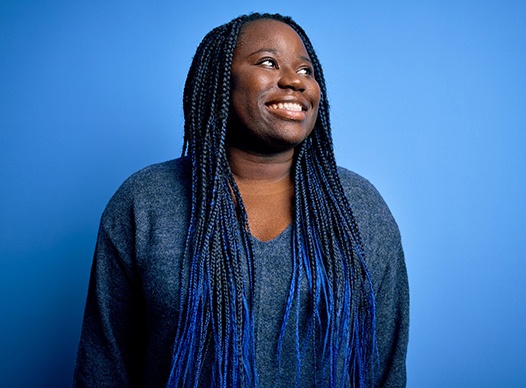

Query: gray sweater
[74,157,409,387]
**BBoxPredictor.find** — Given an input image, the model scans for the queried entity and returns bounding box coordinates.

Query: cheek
[230,82,251,119]
[309,107,320,132]
[309,84,321,128]
[312,82,321,108]
[231,76,257,108]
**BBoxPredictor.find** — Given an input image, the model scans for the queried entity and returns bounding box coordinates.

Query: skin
[227,19,321,241]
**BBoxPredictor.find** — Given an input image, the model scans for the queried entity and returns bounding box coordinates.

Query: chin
[273,130,311,149]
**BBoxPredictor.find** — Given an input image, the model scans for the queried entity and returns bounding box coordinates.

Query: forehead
[235,19,308,55]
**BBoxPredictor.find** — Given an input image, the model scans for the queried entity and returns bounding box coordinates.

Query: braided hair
[168,13,377,387]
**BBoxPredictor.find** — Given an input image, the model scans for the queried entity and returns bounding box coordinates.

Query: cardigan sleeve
[373,236,409,387]
[73,189,147,387]
[338,167,409,387]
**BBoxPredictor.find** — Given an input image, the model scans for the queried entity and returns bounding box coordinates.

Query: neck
[228,146,294,183]
[227,146,294,241]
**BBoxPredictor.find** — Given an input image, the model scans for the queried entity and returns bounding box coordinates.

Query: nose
[277,68,306,92]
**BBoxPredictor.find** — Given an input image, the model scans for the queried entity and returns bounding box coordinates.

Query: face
[228,19,321,155]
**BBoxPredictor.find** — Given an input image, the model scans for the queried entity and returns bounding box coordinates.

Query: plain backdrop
[1,1,525,386]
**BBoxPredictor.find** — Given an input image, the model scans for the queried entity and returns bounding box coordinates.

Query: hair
[168,13,377,387]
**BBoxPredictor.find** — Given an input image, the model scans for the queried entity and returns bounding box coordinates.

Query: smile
[268,102,304,112]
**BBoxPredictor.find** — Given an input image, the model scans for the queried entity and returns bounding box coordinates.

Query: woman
[74,13,409,387]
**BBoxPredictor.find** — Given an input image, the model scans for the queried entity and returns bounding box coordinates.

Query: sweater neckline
[250,223,292,245]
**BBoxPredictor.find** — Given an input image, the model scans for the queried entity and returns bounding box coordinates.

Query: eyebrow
[248,48,312,63]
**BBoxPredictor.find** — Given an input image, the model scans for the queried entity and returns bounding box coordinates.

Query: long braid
[291,17,377,385]
[169,13,377,387]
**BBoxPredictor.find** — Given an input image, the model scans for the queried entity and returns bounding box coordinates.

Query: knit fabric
[74,157,409,387]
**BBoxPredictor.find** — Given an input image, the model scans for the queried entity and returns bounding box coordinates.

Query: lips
[267,97,308,110]
[265,98,309,121]
[268,102,303,111]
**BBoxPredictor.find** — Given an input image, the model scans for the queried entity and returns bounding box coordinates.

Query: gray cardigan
[74,157,409,387]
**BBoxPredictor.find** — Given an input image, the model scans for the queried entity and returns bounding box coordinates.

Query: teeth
[269,102,303,111]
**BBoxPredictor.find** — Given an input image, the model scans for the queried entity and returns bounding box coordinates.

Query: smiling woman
[73,12,409,388]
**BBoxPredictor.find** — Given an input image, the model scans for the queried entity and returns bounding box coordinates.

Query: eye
[297,66,313,76]
[258,58,278,68]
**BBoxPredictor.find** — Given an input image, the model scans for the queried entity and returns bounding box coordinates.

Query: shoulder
[337,166,396,228]
[118,157,191,198]
[336,166,402,270]
[337,167,381,201]
[101,157,192,229]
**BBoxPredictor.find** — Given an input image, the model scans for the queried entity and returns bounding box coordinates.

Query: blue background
[1,1,525,386]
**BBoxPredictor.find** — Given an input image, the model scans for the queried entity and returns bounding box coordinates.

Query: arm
[337,167,409,387]
[74,200,147,387]
[374,238,409,387]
